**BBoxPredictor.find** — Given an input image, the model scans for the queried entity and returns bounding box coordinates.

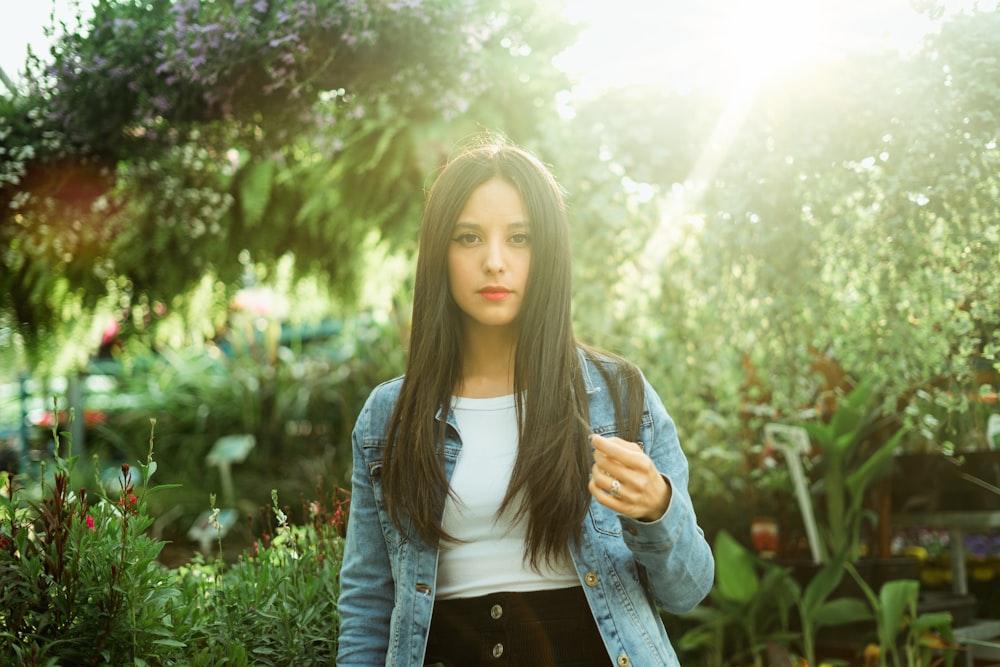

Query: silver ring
[609,479,621,499]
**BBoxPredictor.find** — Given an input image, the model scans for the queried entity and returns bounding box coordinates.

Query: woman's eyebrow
[452,221,530,230]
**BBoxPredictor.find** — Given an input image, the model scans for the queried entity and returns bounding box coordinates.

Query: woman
[336,137,714,667]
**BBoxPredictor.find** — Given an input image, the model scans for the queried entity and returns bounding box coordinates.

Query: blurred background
[1,0,998,570]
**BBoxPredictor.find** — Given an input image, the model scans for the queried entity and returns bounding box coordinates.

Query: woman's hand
[588,433,672,521]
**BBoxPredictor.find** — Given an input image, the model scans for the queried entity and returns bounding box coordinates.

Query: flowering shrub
[173,485,348,665]
[0,416,350,666]
[1,0,576,375]
[0,424,178,666]
[22,0,552,161]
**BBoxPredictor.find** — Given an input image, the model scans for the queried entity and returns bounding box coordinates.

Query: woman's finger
[590,433,671,520]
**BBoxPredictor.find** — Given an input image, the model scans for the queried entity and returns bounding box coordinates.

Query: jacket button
[492,643,504,658]
[490,604,503,620]
[584,572,599,587]
[415,583,431,594]
[617,654,630,666]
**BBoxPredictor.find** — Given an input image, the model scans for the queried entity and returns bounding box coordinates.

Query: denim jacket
[336,351,715,666]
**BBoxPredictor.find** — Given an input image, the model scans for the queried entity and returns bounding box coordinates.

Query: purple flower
[965,533,994,559]
[150,96,170,112]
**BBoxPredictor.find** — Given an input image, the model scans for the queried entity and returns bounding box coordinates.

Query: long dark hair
[382,137,639,569]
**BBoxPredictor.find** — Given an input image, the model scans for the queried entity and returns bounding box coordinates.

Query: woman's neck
[456,328,517,398]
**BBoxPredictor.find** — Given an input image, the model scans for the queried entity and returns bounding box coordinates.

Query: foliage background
[1,0,998,549]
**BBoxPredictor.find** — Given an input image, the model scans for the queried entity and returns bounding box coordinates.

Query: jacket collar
[577,347,600,394]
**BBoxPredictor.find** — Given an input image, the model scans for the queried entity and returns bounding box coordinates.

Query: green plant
[846,568,957,667]
[93,310,399,527]
[171,484,348,666]
[679,530,800,666]
[792,551,872,667]
[0,416,182,666]
[682,530,876,667]
[903,382,999,455]
[0,398,352,665]
[801,380,908,562]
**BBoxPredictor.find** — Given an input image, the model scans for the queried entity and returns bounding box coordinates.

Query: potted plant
[680,530,873,667]
[800,379,908,564]
[762,380,920,603]
[846,568,959,667]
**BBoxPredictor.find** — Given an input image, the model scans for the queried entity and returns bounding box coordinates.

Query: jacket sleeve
[618,374,715,615]
[336,394,394,666]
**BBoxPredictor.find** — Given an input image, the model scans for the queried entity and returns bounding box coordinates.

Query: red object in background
[751,516,780,556]
[33,410,107,428]
[100,317,120,347]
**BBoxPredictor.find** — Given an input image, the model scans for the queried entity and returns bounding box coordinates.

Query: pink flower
[86,515,95,530]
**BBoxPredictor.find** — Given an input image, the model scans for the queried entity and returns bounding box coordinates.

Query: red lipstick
[480,286,511,301]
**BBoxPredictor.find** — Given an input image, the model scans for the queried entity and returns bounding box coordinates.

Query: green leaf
[801,552,848,614]
[845,426,906,495]
[877,579,919,647]
[239,160,275,228]
[911,611,953,634]
[812,597,873,628]
[713,530,760,603]
[836,382,872,424]
[146,483,182,493]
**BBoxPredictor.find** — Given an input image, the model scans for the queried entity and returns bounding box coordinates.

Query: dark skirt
[424,586,611,667]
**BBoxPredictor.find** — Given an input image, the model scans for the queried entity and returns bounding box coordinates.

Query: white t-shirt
[435,394,579,600]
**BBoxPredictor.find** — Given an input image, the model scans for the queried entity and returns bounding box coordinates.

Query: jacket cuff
[618,474,689,551]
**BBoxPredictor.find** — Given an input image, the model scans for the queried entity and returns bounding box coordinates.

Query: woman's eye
[510,233,530,245]
[454,233,480,245]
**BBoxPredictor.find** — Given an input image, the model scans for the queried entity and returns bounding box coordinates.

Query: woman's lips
[480,287,511,301]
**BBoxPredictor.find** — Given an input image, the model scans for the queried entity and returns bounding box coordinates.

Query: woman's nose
[483,239,505,274]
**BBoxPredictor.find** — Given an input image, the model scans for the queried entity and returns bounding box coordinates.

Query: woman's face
[447,177,532,338]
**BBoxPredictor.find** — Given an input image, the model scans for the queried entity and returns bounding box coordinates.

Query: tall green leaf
[239,160,275,229]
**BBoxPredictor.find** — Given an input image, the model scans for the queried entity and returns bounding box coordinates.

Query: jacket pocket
[362,445,408,551]
[588,501,623,537]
